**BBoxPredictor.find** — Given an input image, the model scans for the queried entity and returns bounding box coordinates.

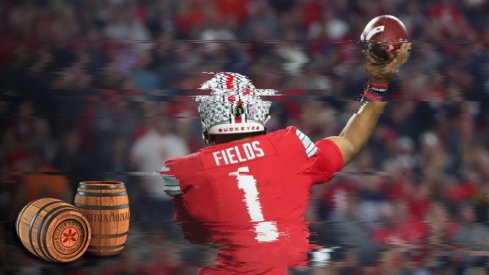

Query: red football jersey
[161,126,343,274]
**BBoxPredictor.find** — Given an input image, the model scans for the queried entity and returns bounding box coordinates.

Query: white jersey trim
[295,129,318,158]
[161,166,182,196]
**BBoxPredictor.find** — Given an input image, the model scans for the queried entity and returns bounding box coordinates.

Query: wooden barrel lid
[78,181,126,189]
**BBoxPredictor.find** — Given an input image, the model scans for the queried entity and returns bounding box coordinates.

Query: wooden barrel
[16,198,91,262]
[74,181,130,256]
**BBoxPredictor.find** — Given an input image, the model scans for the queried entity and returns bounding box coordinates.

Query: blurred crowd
[0,0,489,274]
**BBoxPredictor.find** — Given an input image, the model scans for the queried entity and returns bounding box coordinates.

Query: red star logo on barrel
[61,227,78,248]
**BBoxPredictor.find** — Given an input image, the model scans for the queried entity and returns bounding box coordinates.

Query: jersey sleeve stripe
[308,146,318,158]
[162,172,183,196]
[160,166,172,175]
[162,175,180,186]
[303,138,313,151]
[165,190,183,196]
[295,128,319,158]
[295,129,305,140]
[164,186,181,191]
[306,142,316,154]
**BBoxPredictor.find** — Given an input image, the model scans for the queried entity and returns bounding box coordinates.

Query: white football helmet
[196,72,277,139]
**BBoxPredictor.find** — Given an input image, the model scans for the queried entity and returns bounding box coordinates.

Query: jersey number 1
[229,166,279,242]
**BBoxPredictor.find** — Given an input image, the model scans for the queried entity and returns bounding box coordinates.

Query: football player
[161,44,411,274]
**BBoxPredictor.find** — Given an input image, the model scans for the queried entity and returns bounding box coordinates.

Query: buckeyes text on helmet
[196,72,277,136]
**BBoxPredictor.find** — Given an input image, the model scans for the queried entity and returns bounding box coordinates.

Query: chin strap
[202,129,213,145]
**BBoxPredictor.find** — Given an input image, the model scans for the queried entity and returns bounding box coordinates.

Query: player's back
[162,126,343,270]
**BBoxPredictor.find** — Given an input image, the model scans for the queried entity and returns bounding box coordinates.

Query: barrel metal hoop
[17,200,36,235]
[78,184,125,190]
[91,231,129,238]
[29,200,62,258]
[76,191,127,197]
[38,205,72,261]
[74,203,129,210]
[88,243,125,250]
[42,209,89,259]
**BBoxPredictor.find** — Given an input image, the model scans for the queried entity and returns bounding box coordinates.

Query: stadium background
[0,0,488,274]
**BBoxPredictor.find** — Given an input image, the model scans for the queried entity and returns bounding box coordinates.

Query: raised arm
[328,43,411,165]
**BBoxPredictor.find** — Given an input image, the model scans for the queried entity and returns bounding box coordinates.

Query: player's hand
[364,43,411,83]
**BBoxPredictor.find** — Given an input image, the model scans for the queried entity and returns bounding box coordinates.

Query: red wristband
[368,82,388,90]
[362,82,389,101]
